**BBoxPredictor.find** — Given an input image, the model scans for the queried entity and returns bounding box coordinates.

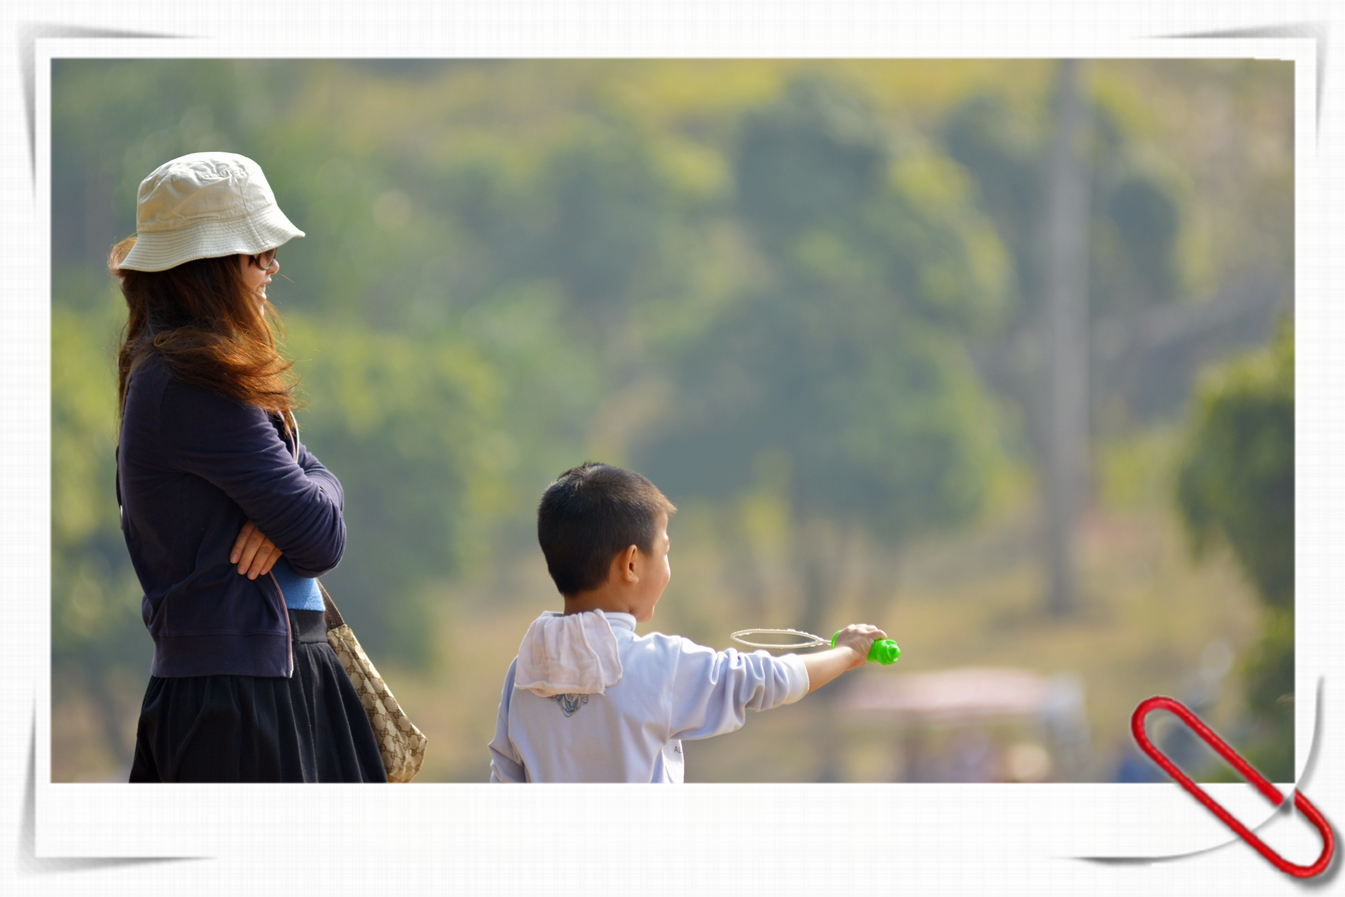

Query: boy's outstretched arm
[799,624,887,693]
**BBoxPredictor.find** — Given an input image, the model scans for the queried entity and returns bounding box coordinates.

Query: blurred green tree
[1176,320,1293,780]
[639,76,1010,635]
[51,293,152,773]
[940,78,1189,619]
[942,90,1184,337]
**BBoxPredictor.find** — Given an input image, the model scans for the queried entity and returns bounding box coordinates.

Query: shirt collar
[604,612,637,631]
[547,609,637,631]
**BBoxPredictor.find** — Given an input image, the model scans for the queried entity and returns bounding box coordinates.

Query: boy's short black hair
[538,462,677,597]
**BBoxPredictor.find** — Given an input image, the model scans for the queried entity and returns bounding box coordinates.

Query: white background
[5,3,1342,894]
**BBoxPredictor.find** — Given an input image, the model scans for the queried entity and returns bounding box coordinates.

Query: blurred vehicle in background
[839,667,1090,782]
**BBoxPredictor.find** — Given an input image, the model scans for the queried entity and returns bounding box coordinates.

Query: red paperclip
[1132,695,1335,878]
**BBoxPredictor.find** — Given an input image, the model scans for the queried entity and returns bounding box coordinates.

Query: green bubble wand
[730,628,901,665]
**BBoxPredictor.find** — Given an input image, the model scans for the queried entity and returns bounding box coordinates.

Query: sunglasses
[248,248,278,271]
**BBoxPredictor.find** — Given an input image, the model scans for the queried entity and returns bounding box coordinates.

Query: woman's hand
[230,520,283,579]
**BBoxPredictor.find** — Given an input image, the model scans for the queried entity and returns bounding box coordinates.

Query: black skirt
[129,609,388,783]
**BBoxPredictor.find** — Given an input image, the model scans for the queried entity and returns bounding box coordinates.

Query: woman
[111,152,385,782]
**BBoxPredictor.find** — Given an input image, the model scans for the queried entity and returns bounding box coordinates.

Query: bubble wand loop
[730,628,902,665]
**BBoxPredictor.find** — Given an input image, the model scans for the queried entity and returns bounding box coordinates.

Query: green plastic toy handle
[831,631,901,665]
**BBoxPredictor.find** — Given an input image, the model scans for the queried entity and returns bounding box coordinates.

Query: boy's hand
[832,624,888,669]
[800,623,890,693]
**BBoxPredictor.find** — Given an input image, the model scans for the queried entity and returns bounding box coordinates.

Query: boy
[488,462,887,783]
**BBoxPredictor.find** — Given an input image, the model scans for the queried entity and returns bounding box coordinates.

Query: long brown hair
[110,236,299,428]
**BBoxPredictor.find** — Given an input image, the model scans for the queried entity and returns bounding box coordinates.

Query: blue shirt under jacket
[117,354,345,678]
[271,557,325,612]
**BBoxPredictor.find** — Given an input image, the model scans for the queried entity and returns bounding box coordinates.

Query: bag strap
[319,579,345,631]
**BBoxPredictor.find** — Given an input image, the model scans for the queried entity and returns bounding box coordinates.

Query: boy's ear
[617,543,640,583]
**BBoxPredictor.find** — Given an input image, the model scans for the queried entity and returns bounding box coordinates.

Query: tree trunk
[1043,60,1092,618]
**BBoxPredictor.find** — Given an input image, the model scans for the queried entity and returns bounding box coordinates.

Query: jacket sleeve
[161,380,346,577]
[295,439,344,511]
[488,661,527,783]
[664,638,810,741]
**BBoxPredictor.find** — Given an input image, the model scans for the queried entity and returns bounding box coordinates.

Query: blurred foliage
[641,78,1007,544]
[53,59,1016,662]
[1177,320,1294,779]
[1177,321,1294,607]
[50,59,1294,780]
[941,86,1184,445]
[51,280,151,769]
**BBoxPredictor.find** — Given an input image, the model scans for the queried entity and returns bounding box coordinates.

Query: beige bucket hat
[117,152,305,272]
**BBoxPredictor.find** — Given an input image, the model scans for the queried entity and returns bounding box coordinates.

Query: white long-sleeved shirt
[488,611,810,782]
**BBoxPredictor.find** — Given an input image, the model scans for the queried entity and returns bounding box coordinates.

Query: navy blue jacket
[118,354,346,677]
